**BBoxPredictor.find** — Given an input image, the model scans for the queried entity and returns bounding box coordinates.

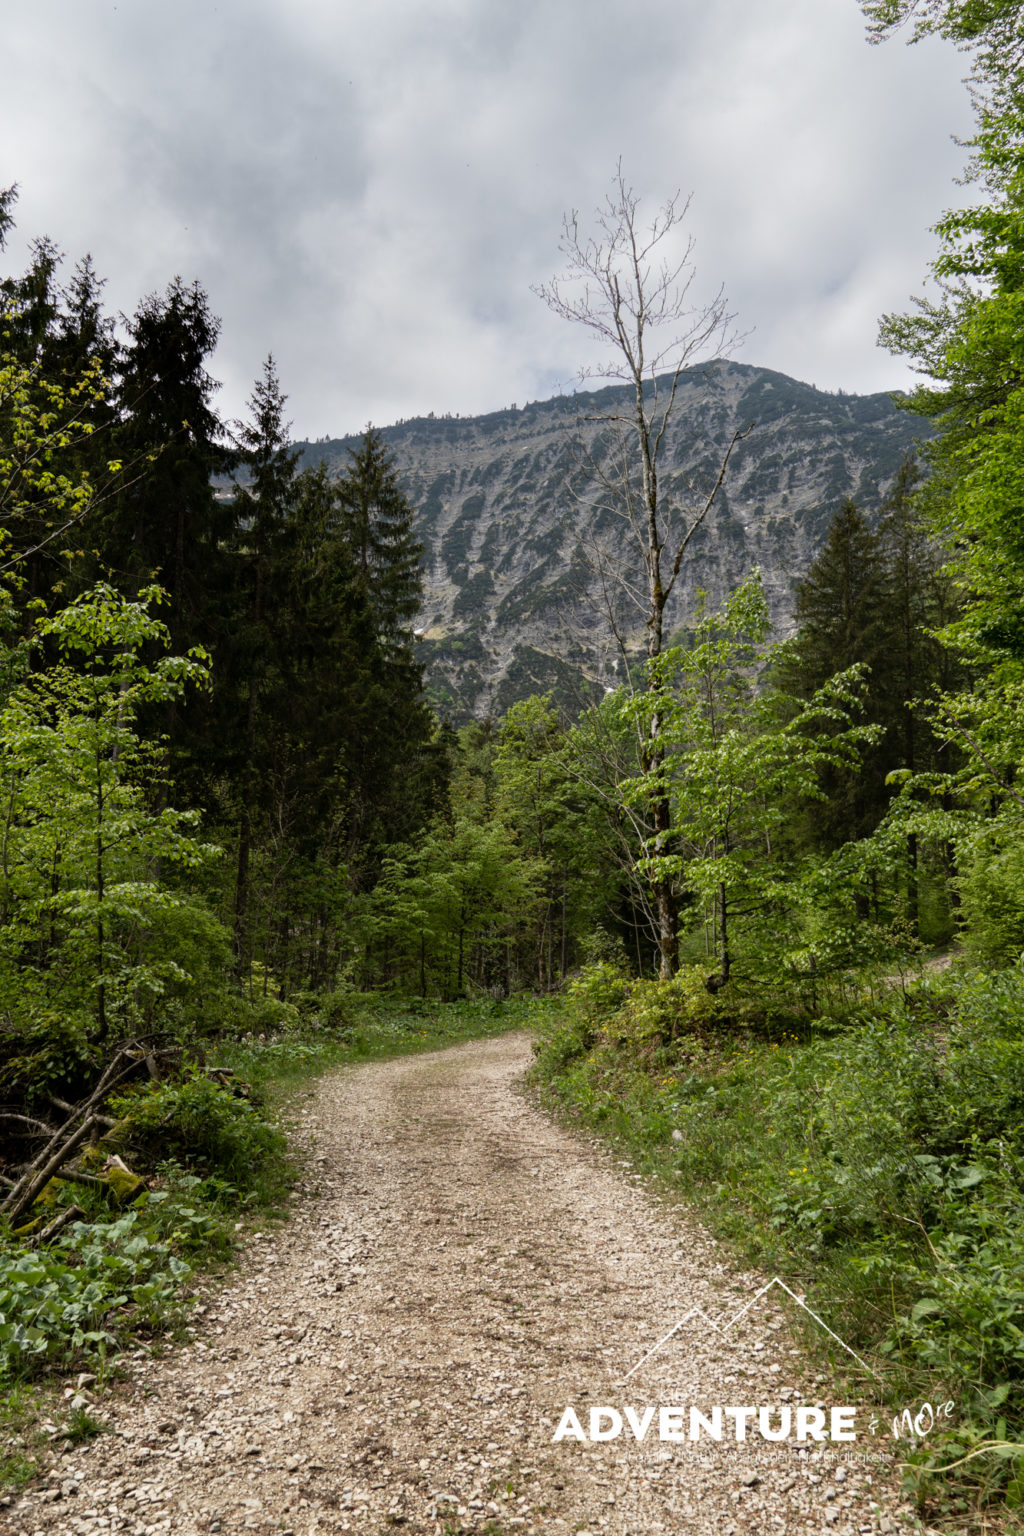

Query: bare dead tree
[535,166,753,978]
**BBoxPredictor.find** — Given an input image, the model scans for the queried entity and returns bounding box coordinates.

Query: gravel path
[4,1031,915,1536]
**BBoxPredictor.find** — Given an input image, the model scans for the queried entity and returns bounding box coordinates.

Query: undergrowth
[216,993,546,1097]
[531,960,1024,1526]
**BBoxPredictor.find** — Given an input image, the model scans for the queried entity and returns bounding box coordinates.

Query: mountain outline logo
[615,1276,879,1387]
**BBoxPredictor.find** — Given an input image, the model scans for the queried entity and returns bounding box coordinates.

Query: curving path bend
[4,1031,915,1536]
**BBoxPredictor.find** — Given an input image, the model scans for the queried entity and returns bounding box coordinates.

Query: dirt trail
[5,1032,913,1536]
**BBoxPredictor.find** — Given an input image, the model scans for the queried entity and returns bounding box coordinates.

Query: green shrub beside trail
[532,961,1024,1518]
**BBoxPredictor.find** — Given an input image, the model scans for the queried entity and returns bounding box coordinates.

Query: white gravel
[2,1030,917,1535]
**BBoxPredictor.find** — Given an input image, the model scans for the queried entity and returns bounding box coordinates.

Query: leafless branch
[536,166,750,975]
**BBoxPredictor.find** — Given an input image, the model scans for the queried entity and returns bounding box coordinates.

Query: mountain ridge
[296,361,932,720]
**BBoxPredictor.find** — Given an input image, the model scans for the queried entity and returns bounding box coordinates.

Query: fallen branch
[4,1114,101,1227]
[51,1168,109,1192]
[0,1112,58,1137]
[30,1204,86,1247]
[2,1044,147,1223]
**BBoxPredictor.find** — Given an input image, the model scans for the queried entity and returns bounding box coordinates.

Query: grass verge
[530,961,1024,1531]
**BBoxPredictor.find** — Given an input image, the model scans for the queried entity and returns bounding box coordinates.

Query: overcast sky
[3,0,975,439]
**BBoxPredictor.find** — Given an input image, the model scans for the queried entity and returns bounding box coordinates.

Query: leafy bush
[604,966,733,1044]
[566,961,632,1023]
[531,962,628,1071]
[532,960,1024,1509]
[107,1073,284,1190]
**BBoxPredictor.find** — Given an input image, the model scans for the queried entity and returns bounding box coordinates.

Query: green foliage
[366,800,544,998]
[958,828,1024,963]
[0,584,226,1042]
[565,959,632,1025]
[63,1405,107,1442]
[775,483,955,855]
[107,1074,284,1190]
[623,571,883,989]
[492,696,621,986]
[534,959,1024,1508]
[605,966,735,1043]
[217,994,549,1095]
[0,1210,190,1380]
[532,961,630,1071]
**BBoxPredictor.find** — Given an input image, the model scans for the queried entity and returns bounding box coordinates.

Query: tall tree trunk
[234,544,263,975]
[95,745,107,1040]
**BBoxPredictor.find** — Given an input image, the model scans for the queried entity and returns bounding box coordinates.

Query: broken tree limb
[2,1113,101,1226]
[51,1168,109,1192]
[49,1099,116,1129]
[3,1045,148,1215]
[0,1112,58,1137]
[31,1204,86,1246]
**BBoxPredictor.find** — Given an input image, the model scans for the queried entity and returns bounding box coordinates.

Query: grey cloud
[2,0,977,438]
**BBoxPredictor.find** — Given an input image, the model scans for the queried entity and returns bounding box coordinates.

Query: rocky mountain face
[297,361,932,721]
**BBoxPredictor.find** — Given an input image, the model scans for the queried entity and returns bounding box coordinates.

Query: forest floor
[2,1032,922,1536]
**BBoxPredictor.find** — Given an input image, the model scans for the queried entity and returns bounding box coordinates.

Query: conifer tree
[335,427,423,656]
[0,186,15,252]
[780,487,958,882]
[105,279,230,644]
[0,235,63,366]
[0,211,117,612]
[332,427,441,877]
[777,500,891,848]
[228,357,298,969]
[55,256,117,385]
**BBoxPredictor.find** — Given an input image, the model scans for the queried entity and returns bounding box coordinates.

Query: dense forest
[2,0,1024,1518]
[0,191,966,1022]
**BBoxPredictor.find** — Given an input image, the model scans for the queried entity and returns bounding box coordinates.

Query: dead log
[51,1168,109,1192]
[0,1112,58,1137]
[31,1204,86,1246]
[4,1113,102,1227]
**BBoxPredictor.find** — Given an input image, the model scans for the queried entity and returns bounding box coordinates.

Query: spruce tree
[0,211,118,612]
[55,256,117,385]
[335,427,424,656]
[0,235,63,366]
[778,500,891,848]
[105,278,230,642]
[227,357,299,969]
[331,426,441,875]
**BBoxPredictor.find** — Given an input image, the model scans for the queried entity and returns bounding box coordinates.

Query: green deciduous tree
[368,810,542,999]
[623,572,881,994]
[0,585,224,1043]
[863,0,1024,957]
[493,695,621,986]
